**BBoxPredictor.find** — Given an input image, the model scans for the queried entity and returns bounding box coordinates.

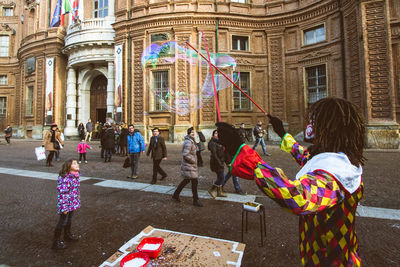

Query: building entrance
[90,75,107,123]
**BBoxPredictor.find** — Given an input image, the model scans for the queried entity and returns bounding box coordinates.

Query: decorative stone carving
[201,36,215,122]
[177,35,190,121]
[269,36,284,118]
[36,58,44,125]
[134,40,144,123]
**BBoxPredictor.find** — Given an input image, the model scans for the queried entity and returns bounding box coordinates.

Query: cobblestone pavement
[0,139,399,266]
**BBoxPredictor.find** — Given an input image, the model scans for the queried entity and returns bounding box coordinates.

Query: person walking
[99,123,107,158]
[216,97,366,266]
[195,131,206,167]
[102,124,115,162]
[94,121,99,139]
[54,127,63,162]
[43,123,64,167]
[146,127,167,184]
[222,150,245,195]
[238,123,250,143]
[172,127,203,207]
[77,138,92,164]
[4,125,12,144]
[96,122,103,140]
[77,123,85,140]
[85,119,94,142]
[207,129,227,199]
[252,120,270,156]
[119,125,128,156]
[126,124,145,179]
[52,159,81,250]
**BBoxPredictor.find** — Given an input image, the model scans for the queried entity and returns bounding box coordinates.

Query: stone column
[361,0,399,148]
[64,67,78,137]
[107,61,115,118]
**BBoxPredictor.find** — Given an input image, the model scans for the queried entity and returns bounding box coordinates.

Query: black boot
[64,223,80,242]
[193,199,204,207]
[151,177,157,184]
[52,228,67,250]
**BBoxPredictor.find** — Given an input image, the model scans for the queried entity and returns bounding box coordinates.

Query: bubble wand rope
[185,41,268,115]
[201,32,222,122]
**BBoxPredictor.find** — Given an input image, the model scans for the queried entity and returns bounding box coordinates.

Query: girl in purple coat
[52,159,81,250]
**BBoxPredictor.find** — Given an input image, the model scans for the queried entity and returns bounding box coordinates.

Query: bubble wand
[201,32,221,122]
[185,41,268,115]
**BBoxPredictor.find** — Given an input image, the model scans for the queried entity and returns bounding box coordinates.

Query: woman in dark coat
[172,127,203,207]
[119,125,129,156]
[146,127,167,184]
[77,123,85,140]
[208,129,227,198]
[101,124,115,162]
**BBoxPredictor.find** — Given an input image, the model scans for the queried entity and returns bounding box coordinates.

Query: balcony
[63,18,115,67]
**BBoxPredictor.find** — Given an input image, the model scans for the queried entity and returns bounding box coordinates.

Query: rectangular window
[153,71,169,111]
[0,97,6,115]
[306,65,327,105]
[25,86,34,116]
[231,0,247,3]
[304,25,325,45]
[0,75,7,85]
[3,7,13,16]
[233,72,250,110]
[0,35,9,57]
[232,36,249,51]
[93,0,108,18]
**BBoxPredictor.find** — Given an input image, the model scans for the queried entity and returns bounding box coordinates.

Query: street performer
[217,97,365,266]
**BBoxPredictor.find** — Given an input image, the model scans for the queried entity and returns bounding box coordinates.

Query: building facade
[0,0,399,148]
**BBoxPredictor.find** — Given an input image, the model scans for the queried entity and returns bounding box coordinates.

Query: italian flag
[60,0,72,26]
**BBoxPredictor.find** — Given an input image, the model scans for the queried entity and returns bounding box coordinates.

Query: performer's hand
[267,114,286,138]
[216,122,244,158]
[163,157,167,160]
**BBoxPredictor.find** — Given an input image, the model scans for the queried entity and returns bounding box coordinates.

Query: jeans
[79,153,87,162]
[55,150,60,161]
[55,211,74,230]
[129,153,140,176]
[214,171,225,186]
[253,137,267,154]
[173,179,199,201]
[153,159,167,179]
[223,171,242,192]
[115,144,120,154]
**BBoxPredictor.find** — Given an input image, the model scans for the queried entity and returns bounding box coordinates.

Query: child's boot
[52,228,67,250]
[64,223,80,242]
[217,185,227,197]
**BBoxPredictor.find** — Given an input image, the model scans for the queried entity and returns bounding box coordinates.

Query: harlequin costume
[230,134,363,266]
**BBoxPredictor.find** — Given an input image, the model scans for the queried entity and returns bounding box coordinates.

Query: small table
[241,204,267,246]
[99,225,246,266]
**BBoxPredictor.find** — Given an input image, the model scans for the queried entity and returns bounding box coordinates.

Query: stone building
[0,0,399,148]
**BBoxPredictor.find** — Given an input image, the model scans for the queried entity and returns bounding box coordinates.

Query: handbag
[123,157,130,168]
[54,141,60,150]
[35,147,46,161]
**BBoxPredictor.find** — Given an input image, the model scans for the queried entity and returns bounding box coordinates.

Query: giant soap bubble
[141,40,238,115]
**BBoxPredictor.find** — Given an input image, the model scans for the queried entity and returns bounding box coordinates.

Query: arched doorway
[90,75,107,123]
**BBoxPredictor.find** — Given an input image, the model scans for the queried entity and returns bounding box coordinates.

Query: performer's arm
[281,133,311,167]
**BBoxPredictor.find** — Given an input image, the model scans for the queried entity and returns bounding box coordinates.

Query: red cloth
[231,145,262,180]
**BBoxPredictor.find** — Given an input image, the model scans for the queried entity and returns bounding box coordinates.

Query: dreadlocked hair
[59,159,76,177]
[308,97,366,166]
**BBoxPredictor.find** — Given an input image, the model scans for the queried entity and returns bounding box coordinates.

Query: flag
[72,0,78,22]
[60,0,72,25]
[50,0,62,27]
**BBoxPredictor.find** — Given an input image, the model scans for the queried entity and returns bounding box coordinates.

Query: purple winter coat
[57,172,80,214]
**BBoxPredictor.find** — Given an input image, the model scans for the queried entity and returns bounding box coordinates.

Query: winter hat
[50,123,57,128]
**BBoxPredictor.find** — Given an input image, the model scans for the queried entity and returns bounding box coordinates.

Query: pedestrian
[77,138,92,164]
[207,129,227,199]
[119,124,128,156]
[78,122,85,140]
[114,127,120,155]
[238,123,250,143]
[99,124,107,158]
[94,121,99,139]
[101,124,115,162]
[126,124,145,179]
[172,127,203,207]
[222,150,245,195]
[96,122,103,140]
[252,120,270,156]
[54,127,63,162]
[217,97,366,266]
[195,131,206,167]
[146,127,167,184]
[85,119,94,142]
[43,123,64,167]
[4,125,12,144]
[52,159,81,250]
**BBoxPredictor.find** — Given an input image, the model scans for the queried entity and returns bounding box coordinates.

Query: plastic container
[120,252,149,267]
[243,202,262,212]
[136,237,165,258]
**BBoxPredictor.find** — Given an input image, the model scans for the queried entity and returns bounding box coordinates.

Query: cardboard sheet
[99,225,245,266]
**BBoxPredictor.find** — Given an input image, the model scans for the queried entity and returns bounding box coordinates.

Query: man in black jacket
[146,128,167,184]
